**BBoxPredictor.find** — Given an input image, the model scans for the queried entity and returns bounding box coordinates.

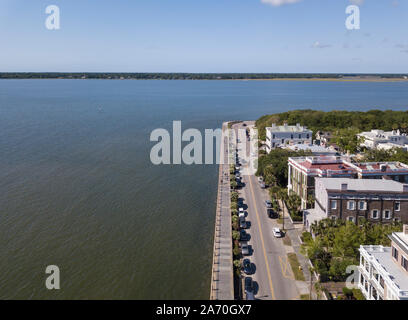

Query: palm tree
[264,165,277,187]
[277,188,289,230]
[307,194,315,209]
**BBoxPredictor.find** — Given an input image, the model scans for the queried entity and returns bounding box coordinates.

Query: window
[358,201,367,210]
[347,201,355,210]
[373,268,379,282]
[379,276,384,289]
[307,134,310,139]
[331,200,337,210]
[392,246,399,261]
[331,215,337,221]
[402,256,408,271]
[383,210,391,219]
[372,287,378,300]
[395,202,401,211]
[347,216,355,223]
[298,134,301,139]
[272,134,275,139]
[371,210,379,219]
[291,134,293,139]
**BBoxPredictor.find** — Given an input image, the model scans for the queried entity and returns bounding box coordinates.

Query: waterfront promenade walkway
[210,122,234,300]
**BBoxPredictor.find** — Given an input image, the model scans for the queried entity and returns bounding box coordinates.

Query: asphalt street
[233,122,300,300]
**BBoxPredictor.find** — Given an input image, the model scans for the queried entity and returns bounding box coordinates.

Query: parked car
[257,176,263,183]
[241,242,250,255]
[242,259,252,275]
[265,200,272,208]
[259,182,266,189]
[246,291,255,300]
[239,217,247,229]
[239,208,245,218]
[267,208,275,218]
[244,277,254,293]
[240,230,250,241]
[272,227,282,238]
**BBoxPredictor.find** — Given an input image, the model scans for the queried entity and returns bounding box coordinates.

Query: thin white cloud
[311,41,332,49]
[261,0,362,6]
[261,0,302,6]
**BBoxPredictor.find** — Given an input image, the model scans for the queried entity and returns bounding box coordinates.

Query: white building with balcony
[358,129,408,150]
[265,123,312,153]
[358,225,408,300]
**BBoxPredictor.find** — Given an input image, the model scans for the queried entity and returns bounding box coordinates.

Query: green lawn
[287,253,305,281]
[282,234,292,246]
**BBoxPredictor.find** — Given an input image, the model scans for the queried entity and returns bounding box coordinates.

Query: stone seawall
[210,122,234,300]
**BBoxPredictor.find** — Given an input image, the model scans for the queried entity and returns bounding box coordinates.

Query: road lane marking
[247,174,276,300]
[278,256,295,280]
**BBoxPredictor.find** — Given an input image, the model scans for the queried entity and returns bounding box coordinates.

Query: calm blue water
[0,79,407,299]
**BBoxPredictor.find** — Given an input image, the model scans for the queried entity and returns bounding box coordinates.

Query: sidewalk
[279,200,319,300]
[210,123,234,300]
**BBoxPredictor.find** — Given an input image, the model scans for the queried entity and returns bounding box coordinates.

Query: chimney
[341,183,348,191]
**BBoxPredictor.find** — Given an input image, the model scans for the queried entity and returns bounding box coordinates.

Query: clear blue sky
[0,0,407,73]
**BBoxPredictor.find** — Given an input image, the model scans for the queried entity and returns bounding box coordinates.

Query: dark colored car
[267,208,275,218]
[240,230,250,241]
[242,259,252,275]
[246,291,255,300]
[245,277,254,293]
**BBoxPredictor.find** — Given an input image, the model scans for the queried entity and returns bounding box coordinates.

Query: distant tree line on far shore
[1,72,407,80]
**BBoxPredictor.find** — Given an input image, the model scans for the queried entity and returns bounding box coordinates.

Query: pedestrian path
[280,200,319,299]
[210,123,234,300]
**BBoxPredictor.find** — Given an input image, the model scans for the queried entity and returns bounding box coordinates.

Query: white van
[239,208,245,218]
